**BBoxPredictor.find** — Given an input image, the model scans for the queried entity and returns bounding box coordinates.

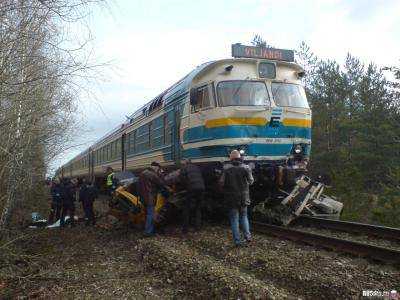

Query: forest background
[0,2,399,229]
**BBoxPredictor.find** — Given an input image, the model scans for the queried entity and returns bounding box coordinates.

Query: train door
[121,134,126,171]
[173,104,182,162]
[89,149,94,181]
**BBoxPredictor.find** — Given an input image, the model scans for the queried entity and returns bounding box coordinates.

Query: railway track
[252,221,400,264]
[294,216,400,242]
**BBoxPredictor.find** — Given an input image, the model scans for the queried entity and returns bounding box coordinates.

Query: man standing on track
[138,162,168,237]
[179,159,205,234]
[220,150,254,246]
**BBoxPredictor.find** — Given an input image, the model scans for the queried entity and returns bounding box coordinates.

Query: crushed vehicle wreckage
[253,175,343,225]
[109,170,343,228]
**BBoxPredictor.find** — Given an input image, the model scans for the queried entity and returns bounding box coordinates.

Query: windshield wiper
[231,77,250,101]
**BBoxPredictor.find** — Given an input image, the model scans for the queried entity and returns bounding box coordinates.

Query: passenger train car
[56,44,311,197]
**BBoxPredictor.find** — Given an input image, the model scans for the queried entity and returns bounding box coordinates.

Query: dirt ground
[1,200,399,299]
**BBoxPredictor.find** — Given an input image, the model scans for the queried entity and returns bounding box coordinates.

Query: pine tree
[296,42,400,225]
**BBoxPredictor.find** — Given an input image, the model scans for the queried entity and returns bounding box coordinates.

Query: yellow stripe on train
[205,117,267,128]
[282,118,312,128]
[204,117,311,128]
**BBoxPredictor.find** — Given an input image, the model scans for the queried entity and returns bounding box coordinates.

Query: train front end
[184,44,342,223]
[185,45,310,180]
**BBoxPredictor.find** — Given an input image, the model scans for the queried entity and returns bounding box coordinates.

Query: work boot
[142,232,156,238]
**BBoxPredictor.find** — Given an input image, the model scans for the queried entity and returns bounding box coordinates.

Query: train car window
[148,122,152,148]
[110,142,114,159]
[164,111,174,145]
[182,101,189,117]
[116,139,121,158]
[107,144,111,161]
[191,84,214,113]
[217,81,270,106]
[151,116,164,148]
[128,131,135,154]
[136,124,150,152]
[126,134,130,154]
[271,83,309,108]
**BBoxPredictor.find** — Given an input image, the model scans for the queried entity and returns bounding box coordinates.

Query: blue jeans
[229,206,251,245]
[144,205,155,234]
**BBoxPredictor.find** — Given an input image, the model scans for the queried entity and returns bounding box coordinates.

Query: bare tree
[251,34,273,48]
[0,0,107,228]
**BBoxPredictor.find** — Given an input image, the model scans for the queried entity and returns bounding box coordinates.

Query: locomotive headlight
[294,145,302,154]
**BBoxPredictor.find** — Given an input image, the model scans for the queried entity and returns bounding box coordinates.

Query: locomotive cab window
[190,84,215,112]
[272,83,309,108]
[217,81,270,106]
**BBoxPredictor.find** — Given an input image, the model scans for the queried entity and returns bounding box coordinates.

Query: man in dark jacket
[48,178,62,224]
[60,179,76,227]
[179,159,205,233]
[138,162,167,236]
[220,150,254,246]
[79,178,98,226]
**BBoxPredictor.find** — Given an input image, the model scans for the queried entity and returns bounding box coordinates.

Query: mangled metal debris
[253,175,343,226]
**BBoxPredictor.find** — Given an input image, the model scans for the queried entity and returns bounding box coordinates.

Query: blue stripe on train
[183,125,311,143]
[182,143,305,159]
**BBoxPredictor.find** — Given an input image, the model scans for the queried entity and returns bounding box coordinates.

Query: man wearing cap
[138,162,167,236]
[220,150,254,246]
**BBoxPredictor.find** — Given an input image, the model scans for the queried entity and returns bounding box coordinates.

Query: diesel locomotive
[56,44,342,224]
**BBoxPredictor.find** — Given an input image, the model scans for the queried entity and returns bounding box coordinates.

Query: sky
[52,0,400,171]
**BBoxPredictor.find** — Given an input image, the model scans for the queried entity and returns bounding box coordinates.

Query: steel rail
[294,216,400,242]
[252,221,400,264]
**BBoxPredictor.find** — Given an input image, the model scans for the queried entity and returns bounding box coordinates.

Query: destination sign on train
[231,44,295,62]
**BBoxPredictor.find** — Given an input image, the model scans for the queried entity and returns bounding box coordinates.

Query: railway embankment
[1,222,399,299]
